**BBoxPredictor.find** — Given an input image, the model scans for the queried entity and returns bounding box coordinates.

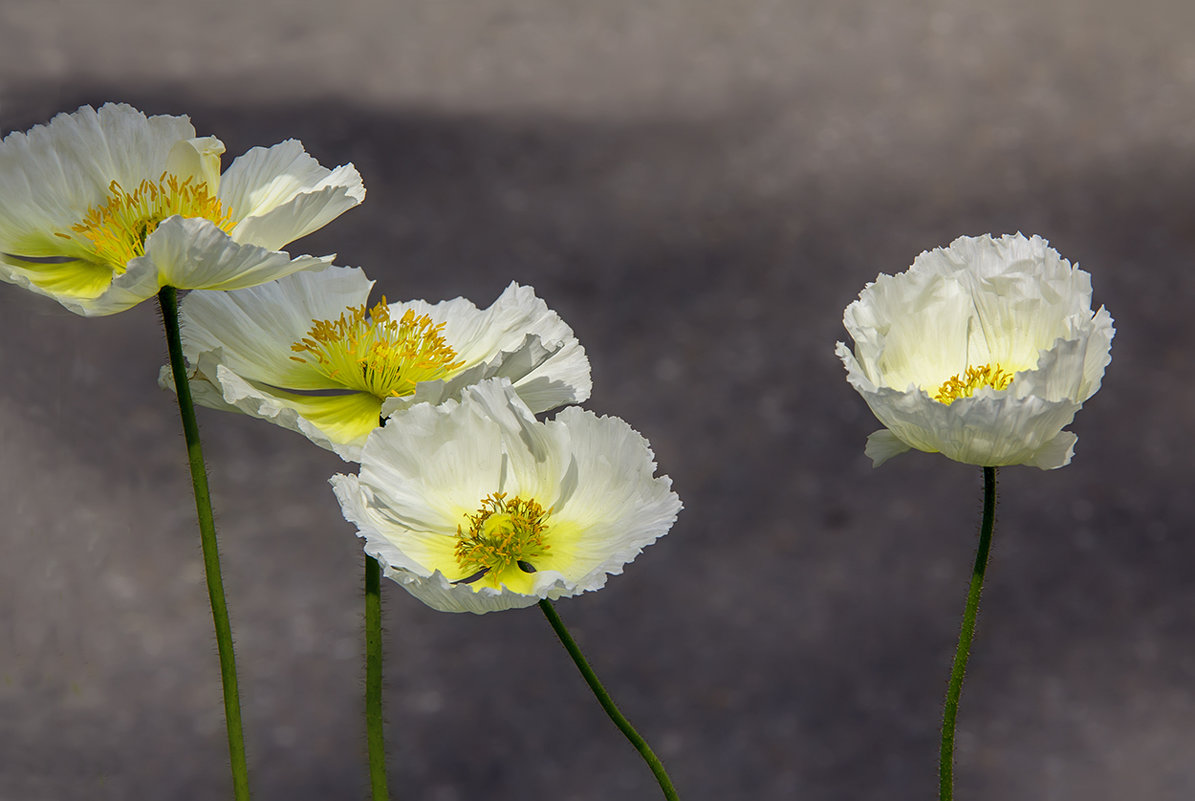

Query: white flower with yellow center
[330,378,681,614]
[171,265,592,460]
[0,103,364,315]
[836,233,1115,469]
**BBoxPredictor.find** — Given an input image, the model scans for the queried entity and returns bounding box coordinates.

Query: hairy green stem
[365,555,390,800]
[159,286,251,801]
[939,466,998,801]
[538,599,680,801]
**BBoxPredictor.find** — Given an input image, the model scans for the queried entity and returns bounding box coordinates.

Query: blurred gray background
[2,1,1194,799]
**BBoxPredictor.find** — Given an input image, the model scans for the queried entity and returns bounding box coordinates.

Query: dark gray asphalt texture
[2,1,1195,799]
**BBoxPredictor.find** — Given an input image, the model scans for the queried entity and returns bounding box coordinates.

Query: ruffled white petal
[332,378,680,614]
[542,407,680,589]
[1025,431,1077,470]
[1079,306,1116,400]
[222,140,365,251]
[838,233,1114,469]
[851,273,979,391]
[357,392,512,529]
[165,137,225,190]
[146,216,332,292]
[438,283,579,365]
[505,337,592,412]
[0,104,195,256]
[864,429,911,467]
[379,282,592,417]
[911,234,1097,373]
[220,140,359,218]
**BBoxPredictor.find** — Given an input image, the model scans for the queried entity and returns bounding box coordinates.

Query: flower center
[290,301,465,399]
[58,173,235,272]
[454,493,550,586]
[932,363,1014,405]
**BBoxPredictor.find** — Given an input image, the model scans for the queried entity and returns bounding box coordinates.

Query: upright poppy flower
[836,233,1114,469]
[331,379,681,613]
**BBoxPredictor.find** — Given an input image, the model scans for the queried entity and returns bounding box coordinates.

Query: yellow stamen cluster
[60,174,235,272]
[932,363,1014,405]
[290,301,465,398]
[455,493,550,584]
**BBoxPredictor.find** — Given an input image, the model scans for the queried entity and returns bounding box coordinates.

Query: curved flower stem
[939,465,998,801]
[538,599,680,801]
[365,554,391,800]
[159,286,251,801]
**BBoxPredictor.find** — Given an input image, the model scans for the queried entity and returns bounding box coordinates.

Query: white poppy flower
[330,378,681,614]
[836,233,1114,469]
[0,102,364,316]
[169,265,593,460]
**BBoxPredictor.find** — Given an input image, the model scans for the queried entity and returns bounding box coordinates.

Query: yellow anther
[932,363,1014,405]
[290,301,465,399]
[65,173,234,272]
[454,493,550,584]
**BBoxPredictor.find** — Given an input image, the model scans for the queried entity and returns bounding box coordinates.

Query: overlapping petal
[168,266,592,460]
[0,103,363,315]
[837,233,1114,469]
[330,379,681,613]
